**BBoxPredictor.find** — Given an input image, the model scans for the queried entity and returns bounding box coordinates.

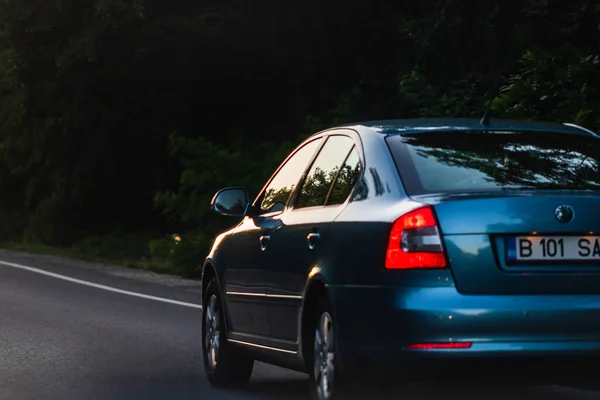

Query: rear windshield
[386,130,600,195]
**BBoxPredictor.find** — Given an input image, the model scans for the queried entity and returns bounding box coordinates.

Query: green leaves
[0,0,599,255]
[490,94,511,112]
[154,133,296,230]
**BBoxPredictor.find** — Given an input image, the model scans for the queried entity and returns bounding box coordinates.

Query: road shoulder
[0,249,202,305]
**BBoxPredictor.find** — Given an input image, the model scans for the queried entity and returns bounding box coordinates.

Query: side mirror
[211,187,250,217]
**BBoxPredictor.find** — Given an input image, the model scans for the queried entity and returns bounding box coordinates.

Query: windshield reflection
[394,131,600,194]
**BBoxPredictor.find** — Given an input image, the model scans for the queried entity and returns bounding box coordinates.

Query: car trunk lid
[418,192,600,294]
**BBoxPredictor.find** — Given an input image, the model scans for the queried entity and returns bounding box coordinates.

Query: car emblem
[555,205,574,223]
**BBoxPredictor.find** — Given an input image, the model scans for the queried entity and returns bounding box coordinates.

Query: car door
[224,137,323,343]
[264,132,364,345]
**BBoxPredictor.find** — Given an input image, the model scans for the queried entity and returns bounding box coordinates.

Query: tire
[202,278,254,388]
[309,297,347,400]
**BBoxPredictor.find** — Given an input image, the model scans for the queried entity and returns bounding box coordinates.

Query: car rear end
[330,126,600,383]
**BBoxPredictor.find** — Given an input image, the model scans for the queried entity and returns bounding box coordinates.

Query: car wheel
[202,278,254,388]
[309,297,345,400]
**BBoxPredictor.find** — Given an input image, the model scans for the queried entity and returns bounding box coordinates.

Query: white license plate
[507,236,600,261]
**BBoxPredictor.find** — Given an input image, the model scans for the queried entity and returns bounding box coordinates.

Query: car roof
[335,118,598,138]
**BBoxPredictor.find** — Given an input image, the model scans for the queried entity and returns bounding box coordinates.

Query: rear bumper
[329,285,600,372]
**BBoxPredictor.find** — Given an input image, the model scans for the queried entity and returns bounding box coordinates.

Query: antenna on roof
[480,99,493,126]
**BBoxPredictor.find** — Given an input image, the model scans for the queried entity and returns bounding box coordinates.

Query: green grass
[0,240,174,275]
[0,230,208,279]
[0,241,80,258]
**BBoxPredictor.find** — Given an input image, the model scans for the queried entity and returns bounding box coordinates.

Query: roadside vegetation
[0,1,598,277]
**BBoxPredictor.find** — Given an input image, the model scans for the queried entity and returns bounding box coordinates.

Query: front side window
[295,135,355,209]
[259,138,322,213]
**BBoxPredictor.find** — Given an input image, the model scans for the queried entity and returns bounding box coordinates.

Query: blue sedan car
[201,118,600,399]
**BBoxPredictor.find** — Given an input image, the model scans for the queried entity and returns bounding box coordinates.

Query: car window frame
[289,131,364,211]
[252,136,325,217]
[324,144,362,206]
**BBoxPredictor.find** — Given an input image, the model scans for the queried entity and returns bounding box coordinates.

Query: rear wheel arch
[300,279,330,367]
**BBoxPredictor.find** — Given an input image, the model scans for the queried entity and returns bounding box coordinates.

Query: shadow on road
[241,377,308,399]
[65,362,600,400]
[240,378,600,400]
[72,373,600,400]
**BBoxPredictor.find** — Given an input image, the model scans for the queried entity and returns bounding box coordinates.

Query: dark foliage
[0,0,598,274]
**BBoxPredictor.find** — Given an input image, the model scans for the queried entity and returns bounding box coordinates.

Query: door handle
[259,235,271,251]
[306,232,320,250]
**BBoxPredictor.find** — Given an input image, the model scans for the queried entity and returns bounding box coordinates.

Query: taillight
[385,205,447,269]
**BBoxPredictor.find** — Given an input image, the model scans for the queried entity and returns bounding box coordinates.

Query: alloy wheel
[313,311,335,400]
[205,294,220,370]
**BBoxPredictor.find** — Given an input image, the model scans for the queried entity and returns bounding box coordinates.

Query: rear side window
[328,148,362,205]
[386,131,600,195]
[295,135,355,208]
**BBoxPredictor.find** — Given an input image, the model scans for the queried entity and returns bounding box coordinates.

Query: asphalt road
[0,250,599,400]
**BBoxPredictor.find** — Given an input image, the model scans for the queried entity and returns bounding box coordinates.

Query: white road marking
[0,260,203,309]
